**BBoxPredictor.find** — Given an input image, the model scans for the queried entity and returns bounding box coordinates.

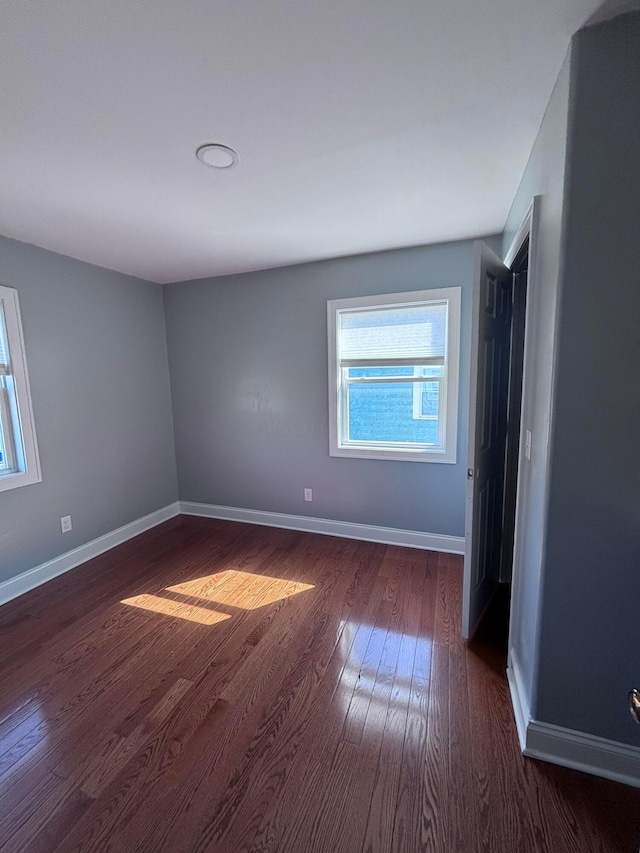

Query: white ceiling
[0,0,604,283]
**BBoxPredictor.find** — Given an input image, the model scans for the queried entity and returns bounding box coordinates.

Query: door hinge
[467,468,474,480]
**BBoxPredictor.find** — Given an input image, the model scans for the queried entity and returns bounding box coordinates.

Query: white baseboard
[0,502,181,607]
[179,501,465,554]
[507,650,640,788]
[524,721,640,789]
[507,651,530,752]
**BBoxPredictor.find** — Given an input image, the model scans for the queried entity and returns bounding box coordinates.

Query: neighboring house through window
[327,287,461,463]
[0,284,41,492]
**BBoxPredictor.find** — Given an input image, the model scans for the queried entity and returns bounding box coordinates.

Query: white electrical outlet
[304,488,313,502]
[61,515,73,533]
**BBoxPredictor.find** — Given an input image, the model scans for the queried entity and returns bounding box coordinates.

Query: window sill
[329,444,456,464]
[0,468,42,493]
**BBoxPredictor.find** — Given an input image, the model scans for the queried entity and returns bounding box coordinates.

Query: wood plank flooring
[0,516,638,852]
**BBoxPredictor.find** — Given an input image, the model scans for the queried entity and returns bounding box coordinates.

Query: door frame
[503,196,541,660]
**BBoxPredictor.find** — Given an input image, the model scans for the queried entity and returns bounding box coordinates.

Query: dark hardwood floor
[0,516,638,852]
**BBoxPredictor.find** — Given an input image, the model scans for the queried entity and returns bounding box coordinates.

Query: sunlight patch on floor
[121,571,314,623]
[166,570,315,610]
[121,594,231,625]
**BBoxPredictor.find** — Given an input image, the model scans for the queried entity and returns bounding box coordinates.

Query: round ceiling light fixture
[196,143,239,170]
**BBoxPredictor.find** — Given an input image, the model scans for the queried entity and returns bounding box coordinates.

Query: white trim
[0,285,41,493]
[524,720,640,789]
[506,651,531,751]
[179,501,465,554]
[507,646,640,788]
[327,287,461,464]
[0,502,180,607]
[504,197,535,268]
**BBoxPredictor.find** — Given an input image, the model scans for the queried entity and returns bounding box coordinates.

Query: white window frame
[0,284,41,492]
[327,287,461,463]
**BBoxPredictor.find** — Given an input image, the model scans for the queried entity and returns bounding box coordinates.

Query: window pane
[0,379,8,469]
[348,366,414,378]
[0,301,10,372]
[347,381,440,445]
[419,366,443,378]
[421,381,440,417]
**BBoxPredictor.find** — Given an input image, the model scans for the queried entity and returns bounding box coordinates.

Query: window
[328,287,461,462]
[0,285,41,492]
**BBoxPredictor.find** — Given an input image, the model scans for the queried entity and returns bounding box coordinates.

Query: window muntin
[0,285,41,492]
[328,288,460,463]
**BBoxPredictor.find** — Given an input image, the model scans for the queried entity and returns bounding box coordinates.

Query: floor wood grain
[0,516,638,852]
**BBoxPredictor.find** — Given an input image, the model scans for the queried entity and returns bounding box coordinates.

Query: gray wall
[537,13,640,745]
[502,50,573,718]
[0,236,178,581]
[164,237,499,537]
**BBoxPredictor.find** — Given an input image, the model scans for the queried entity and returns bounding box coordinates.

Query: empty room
[0,0,639,850]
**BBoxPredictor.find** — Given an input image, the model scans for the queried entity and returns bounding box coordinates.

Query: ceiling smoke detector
[196,143,239,170]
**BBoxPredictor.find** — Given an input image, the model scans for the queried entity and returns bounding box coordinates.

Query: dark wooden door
[463,241,513,639]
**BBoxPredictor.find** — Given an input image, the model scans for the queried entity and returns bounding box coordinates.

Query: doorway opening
[463,198,537,642]
[500,236,529,585]
[490,236,529,649]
